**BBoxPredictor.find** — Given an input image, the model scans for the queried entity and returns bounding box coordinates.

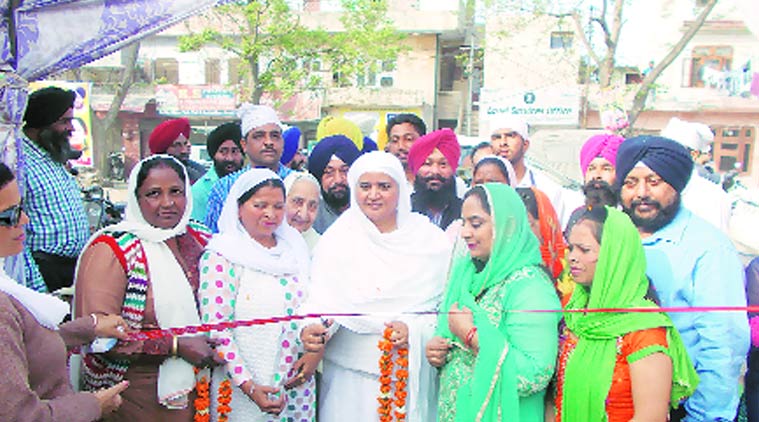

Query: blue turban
[361,136,378,153]
[280,126,301,165]
[615,135,694,192]
[308,135,361,181]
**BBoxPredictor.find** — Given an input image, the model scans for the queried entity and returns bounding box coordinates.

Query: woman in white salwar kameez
[197,168,315,421]
[300,151,452,422]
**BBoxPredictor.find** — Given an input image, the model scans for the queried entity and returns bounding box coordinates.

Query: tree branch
[572,11,602,67]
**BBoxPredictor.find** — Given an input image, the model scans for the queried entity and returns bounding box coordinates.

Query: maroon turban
[407,128,461,175]
[149,118,191,154]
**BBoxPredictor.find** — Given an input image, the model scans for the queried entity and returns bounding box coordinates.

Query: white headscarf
[237,103,282,137]
[488,115,530,141]
[476,154,518,187]
[283,171,320,193]
[206,168,309,277]
[81,154,198,409]
[0,258,69,330]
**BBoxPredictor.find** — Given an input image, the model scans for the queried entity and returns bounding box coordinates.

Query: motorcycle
[81,185,125,233]
[108,151,125,181]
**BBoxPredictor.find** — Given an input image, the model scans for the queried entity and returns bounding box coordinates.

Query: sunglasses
[0,203,23,227]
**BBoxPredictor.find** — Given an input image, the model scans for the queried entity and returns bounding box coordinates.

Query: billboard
[479,87,580,130]
[155,85,238,116]
[29,81,94,167]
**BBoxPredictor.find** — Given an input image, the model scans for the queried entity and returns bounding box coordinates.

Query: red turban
[149,118,191,154]
[407,128,461,175]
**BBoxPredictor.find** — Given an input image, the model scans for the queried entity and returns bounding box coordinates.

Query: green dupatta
[561,207,698,421]
[436,183,545,422]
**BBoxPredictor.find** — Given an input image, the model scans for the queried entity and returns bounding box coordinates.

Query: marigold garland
[378,327,408,422]
[193,367,233,422]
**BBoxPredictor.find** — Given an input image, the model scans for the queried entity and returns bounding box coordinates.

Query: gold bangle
[171,336,178,357]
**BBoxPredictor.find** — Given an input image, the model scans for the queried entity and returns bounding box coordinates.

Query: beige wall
[483,14,580,91]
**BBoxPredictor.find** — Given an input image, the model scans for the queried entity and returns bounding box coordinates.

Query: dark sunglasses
[0,203,23,227]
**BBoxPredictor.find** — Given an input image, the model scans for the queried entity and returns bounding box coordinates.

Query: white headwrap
[488,115,530,141]
[283,171,320,194]
[661,117,714,153]
[206,168,309,277]
[303,152,451,420]
[475,154,519,187]
[80,154,197,409]
[237,103,282,137]
[0,258,69,330]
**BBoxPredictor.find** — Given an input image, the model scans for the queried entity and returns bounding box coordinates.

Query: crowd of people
[0,85,754,422]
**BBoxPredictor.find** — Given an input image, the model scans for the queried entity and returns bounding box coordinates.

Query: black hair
[463,185,491,215]
[385,114,426,137]
[0,163,15,190]
[237,178,286,206]
[515,187,539,220]
[469,142,493,161]
[568,205,608,244]
[474,157,512,186]
[134,156,186,197]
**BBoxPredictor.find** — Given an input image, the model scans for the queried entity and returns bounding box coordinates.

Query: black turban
[206,122,242,157]
[616,135,694,193]
[308,135,361,181]
[24,87,76,129]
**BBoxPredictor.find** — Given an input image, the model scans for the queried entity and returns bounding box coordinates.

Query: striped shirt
[22,137,89,290]
[204,163,292,233]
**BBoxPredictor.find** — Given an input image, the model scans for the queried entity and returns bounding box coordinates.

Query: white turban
[237,103,282,137]
[488,115,530,141]
[661,117,714,153]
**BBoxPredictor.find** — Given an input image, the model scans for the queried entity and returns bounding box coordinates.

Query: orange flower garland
[193,368,210,422]
[378,327,408,422]
[193,367,233,422]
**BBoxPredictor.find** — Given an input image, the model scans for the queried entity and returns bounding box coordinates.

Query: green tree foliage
[179,0,407,104]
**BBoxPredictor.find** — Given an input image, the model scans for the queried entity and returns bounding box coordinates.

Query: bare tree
[568,0,719,130]
[91,42,140,179]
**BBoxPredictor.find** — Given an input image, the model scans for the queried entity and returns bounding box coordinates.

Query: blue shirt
[643,207,749,422]
[204,163,292,233]
[190,167,219,221]
[22,138,89,291]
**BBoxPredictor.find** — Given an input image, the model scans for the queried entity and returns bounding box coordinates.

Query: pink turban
[407,128,461,175]
[579,134,624,176]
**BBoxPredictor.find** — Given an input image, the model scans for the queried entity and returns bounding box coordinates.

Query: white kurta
[682,170,731,233]
[516,166,584,229]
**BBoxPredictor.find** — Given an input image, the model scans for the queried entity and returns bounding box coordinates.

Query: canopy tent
[0,0,228,280]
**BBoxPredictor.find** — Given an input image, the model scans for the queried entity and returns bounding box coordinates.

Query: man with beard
[661,117,730,232]
[148,117,207,184]
[407,128,461,230]
[204,104,291,232]
[191,122,244,221]
[307,135,361,234]
[21,86,89,292]
[616,135,748,422]
[385,113,426,185]
[565,133,624,230]
[489,116,581,228]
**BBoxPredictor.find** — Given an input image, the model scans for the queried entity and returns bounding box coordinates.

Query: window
[205,59,220,85]
[550,32,573,49]
[356,60,395,88]
[154,58,179,84]
[690,45,733,87]
[713,125,754,174]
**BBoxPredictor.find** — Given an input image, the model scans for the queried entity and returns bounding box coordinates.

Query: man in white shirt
[488,116,582,227]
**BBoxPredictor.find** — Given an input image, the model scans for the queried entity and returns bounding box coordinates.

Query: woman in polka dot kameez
[198,169,314,422]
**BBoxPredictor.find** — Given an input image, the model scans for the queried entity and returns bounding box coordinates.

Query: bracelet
[243,380,255,396]
[464,326,478,349]
[171,335,178,357]
[90,313,98,328]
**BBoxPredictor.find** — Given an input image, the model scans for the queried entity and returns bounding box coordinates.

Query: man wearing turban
[204,104,292,232]
[616,135,748,422]
[307,135,361,234]
[148,118,207,184]
[407,128,462,230]
[488,115,582,228]
[190,122,244,221]
[580,133,624,207]
[660,117,730,232]
[385,113,427,184]
[21,86,90,292]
